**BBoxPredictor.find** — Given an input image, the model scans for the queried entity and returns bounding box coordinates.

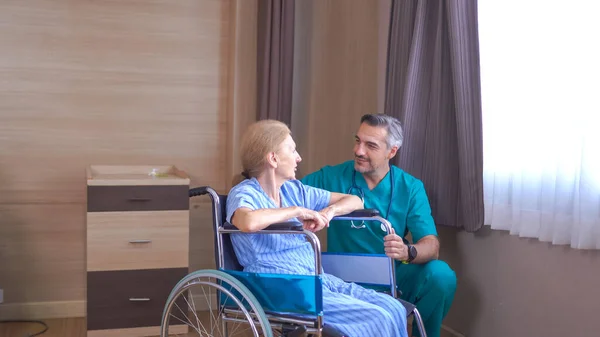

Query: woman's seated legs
[321,275,408,337]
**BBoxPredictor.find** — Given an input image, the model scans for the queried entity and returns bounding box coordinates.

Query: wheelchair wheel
[160,269,273,337]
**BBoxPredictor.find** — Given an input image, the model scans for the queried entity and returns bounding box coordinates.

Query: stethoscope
[346,168,395,229]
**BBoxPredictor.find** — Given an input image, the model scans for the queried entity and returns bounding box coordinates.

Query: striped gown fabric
[226,178,408,337]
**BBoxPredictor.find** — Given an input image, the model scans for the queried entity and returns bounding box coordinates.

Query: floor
[0,317,458,337]
[0,318,85,337]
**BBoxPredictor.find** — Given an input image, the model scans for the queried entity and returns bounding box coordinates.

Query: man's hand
[297,208,329,232]
[383,228,409,261]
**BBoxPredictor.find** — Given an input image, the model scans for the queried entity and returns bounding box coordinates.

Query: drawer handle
[128,197,151,202]
[129,240,152,244]
[129,297,151,302]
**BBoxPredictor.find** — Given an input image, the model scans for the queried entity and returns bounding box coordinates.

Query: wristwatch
[407,244,418,263]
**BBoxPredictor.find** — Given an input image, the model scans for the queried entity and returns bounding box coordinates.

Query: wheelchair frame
[160,186,426,337]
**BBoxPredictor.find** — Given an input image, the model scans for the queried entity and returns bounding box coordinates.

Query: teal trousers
[396,260,457,337]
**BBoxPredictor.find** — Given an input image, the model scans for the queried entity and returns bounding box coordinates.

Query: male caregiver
[301,113,457,337]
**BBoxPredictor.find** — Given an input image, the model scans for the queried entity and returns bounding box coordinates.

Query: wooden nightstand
[85,165,190,336]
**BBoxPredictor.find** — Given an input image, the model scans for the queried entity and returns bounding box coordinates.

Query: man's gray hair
[360,113,404,149]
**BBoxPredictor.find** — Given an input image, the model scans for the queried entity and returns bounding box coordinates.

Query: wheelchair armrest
[333,209,380,219]
[264,221,303,231]
[221,221,321,276]
[222,221,303,231]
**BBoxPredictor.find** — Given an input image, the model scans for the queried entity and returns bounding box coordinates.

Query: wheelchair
[160,186,427,337]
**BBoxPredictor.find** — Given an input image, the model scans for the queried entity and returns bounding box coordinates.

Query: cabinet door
[87,185,189,212]
[87,267,188,331]
[86,210,189,272]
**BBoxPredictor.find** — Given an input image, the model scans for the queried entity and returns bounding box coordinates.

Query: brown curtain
[385,0,484,232]
[257,0,295,125]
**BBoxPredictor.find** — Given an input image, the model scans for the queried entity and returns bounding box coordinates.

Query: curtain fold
[257,0,295,125]
[385,0,484,232]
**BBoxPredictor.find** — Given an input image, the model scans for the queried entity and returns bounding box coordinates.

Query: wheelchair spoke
[182,290,205,334]
[227,316,254,337]
[167,313,200,334]
[232,325,254,337]
[189,284,221,337]
[170,302,194,329]
[186,288,202,332]
[170,301,205,336]
[161,271,272,337]
[199,277,220,336]
[227,296,250,336]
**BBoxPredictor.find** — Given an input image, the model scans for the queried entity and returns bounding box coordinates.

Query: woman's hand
[297,207,329,232]
[318,206,336,224]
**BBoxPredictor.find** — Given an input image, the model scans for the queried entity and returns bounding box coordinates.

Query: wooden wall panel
[0,0,230,206]
[0,204,86,304]
[292,0,385,177]
[0,0,237,318]
[0,0,383,319]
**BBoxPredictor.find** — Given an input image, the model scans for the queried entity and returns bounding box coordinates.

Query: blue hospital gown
[226,178,408,337]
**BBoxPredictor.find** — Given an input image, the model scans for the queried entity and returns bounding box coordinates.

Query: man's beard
[354,156,375,174]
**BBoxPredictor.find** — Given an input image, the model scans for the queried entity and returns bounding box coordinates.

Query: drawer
[87,211,189,272]
[87,268,188,331]
[87,185,189,212]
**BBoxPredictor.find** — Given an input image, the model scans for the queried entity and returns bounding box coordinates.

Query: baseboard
[0,295,211,321]
[87,325,187,337]
[0,300,85,320]
[441,324,466,337]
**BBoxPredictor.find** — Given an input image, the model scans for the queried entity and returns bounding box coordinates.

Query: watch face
[409,245,417,260]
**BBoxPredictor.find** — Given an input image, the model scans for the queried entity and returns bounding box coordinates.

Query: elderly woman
[227,120,408,337]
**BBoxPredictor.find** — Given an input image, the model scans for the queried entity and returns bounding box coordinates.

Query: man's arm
[384,178,440,264]
[383,232,439,264]
[411,235,439,263]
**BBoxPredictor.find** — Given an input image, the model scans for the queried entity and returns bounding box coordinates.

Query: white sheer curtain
[479,0,600,249]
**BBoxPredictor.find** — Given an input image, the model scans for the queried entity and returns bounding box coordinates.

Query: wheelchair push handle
[189,186,212,197]
[331,209,395,236]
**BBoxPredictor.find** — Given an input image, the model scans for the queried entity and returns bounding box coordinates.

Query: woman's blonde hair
[231,120,291,186]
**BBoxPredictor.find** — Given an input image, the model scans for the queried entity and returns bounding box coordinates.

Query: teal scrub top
[301,160,438,255]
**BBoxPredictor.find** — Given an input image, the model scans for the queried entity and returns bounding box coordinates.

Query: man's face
[353,123,397,175]
[275,134,302,180]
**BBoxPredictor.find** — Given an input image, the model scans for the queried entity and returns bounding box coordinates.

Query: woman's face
[275,134,302,180]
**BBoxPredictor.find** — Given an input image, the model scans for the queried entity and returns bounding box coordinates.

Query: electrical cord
[0,319,48,337]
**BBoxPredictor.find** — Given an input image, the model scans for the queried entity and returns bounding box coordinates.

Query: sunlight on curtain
[479,0,600,249]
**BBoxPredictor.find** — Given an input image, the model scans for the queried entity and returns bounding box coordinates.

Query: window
[479,0,600,249]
